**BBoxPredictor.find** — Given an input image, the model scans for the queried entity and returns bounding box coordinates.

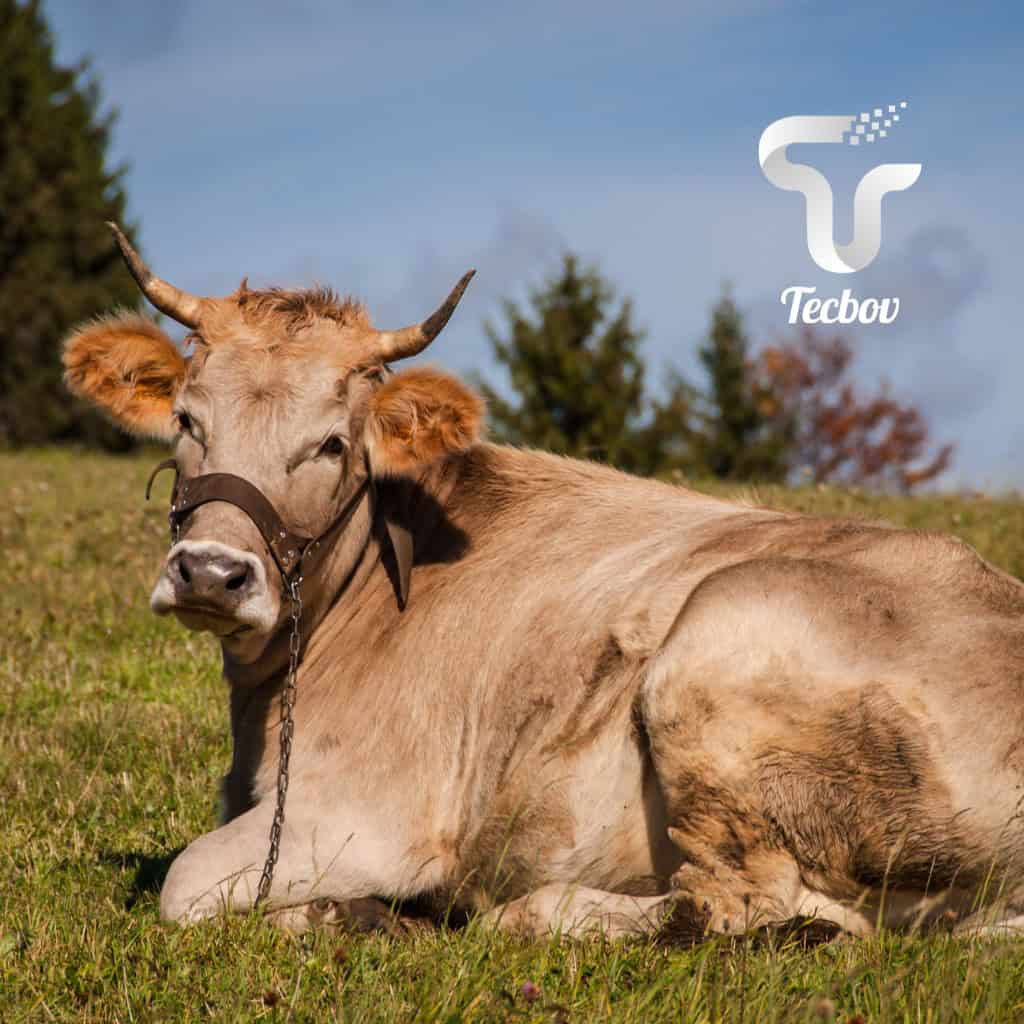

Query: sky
[45,1,1023,488]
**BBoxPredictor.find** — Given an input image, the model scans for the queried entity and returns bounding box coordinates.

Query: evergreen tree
[628,368,700,478]
[477,266,943,490]
[0,0,141,448]
[476,254,696,475]
[690,291,791,481]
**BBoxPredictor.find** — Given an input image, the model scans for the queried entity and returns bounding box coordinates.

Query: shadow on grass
[100,849,183,908]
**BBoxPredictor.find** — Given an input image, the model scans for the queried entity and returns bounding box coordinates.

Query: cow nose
[173,549,252,600]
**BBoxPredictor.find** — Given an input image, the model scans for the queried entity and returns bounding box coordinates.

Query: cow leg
[957,914,1024,938]
[160,793,423,925]
[639,608,834,935]
[481,884,675,940]
[480,884,841,946]
[639,554,1024,939]
[638,559,932,939]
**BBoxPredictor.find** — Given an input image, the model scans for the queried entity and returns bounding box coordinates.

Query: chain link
[256,573,303,906]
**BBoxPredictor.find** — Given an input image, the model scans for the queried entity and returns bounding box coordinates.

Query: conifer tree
[479,267,946,490]
[476,254,696,475]
[689,291,791,481]
[0,0,141,448]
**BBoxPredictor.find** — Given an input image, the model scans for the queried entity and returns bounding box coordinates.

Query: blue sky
[46,1,1023,487]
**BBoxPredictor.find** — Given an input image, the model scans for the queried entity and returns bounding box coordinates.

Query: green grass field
[4,448,1024,1022]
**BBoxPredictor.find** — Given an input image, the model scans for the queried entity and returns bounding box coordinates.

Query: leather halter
[143,457,415,907]
[146,458,413,606]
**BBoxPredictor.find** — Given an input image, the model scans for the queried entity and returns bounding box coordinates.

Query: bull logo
[758,102,922,274]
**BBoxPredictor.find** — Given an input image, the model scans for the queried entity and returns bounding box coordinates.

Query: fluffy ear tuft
[63,313,187,440]
[366,367,484,476]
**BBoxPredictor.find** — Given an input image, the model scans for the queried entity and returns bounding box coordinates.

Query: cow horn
[106,222,204,328]
[374,269,476,362]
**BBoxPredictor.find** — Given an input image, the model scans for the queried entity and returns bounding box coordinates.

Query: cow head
[63,225,482,659]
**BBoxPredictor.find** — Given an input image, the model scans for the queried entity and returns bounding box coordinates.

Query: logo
[758,102,921,274]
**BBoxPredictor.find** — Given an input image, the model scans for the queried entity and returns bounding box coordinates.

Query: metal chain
[155,468,380,917]
[152,464,370,912]
[256,573,303,906]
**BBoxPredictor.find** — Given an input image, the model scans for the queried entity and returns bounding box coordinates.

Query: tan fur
[63,268,1024,943]
[366,368,485,476]
[235,284,369,331]
[62,313,187,439]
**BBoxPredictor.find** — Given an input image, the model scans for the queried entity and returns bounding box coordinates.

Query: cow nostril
[178,558,191,585]
[225,566,249,592]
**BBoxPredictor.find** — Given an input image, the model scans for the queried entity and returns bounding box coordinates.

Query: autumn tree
[0,0,141,448]
[477,264,951,491]
[755,330,953,491]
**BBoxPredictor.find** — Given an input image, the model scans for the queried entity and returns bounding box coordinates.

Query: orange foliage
[754,330,953,492]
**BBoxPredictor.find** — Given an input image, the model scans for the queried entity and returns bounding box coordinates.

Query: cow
[62,224,1024,942]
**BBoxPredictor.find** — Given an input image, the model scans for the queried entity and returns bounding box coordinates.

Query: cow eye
[319,435,346,458]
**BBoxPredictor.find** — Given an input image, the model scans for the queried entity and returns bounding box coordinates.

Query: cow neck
[220,478,380,689]
[220,454,466,692]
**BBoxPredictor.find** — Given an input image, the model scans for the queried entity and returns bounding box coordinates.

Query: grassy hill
[3,448,1024,1022]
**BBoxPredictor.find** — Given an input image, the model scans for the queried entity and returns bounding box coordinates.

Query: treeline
[0,0,952,490]
[477,256,951,490]
[0,0,140,450]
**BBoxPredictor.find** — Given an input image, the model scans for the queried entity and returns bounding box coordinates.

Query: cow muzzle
[145,458,375,641]
[151,539,278,636]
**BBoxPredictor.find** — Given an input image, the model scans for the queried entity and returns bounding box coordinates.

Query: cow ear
[365,367,484,476]
[63,313,187,441]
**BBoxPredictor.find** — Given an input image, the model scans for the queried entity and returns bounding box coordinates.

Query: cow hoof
[653,893,713,948]
[742,916,845,949]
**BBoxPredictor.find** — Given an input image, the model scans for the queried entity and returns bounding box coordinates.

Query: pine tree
[475,254,696,475]
[0,0,141,448]
[476,266,944,490]
[690,291,790,481]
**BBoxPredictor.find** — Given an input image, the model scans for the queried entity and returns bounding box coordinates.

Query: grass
[4,447,1024,1022]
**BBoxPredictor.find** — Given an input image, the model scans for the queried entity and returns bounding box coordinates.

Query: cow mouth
[171,604,254,637]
